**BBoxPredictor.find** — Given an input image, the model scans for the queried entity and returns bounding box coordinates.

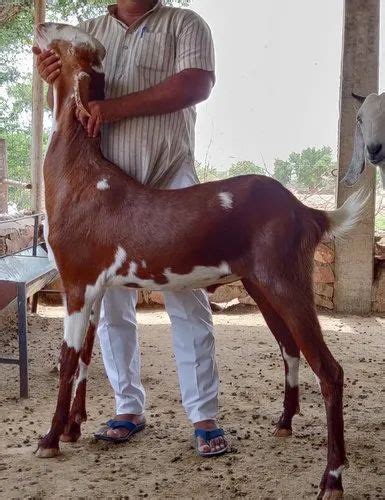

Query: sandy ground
[0,304,385,499]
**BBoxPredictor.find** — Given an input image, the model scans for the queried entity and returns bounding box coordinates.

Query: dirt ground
[0,304,384,499]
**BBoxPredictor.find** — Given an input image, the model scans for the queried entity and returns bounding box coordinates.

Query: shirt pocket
[135,32,174,71]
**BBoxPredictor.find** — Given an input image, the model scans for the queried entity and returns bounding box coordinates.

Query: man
[36,0,228,456]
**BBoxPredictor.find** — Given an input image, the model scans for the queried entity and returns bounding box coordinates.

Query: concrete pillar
[0,139,8,214]
[334,0,379,314]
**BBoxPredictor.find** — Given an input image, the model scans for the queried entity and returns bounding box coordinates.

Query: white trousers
[97,167,219,423]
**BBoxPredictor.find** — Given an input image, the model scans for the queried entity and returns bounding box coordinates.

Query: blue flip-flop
[194,428,228,457]
[94,419,146,443]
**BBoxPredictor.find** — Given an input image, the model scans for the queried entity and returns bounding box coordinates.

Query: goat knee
[319,362,344,400]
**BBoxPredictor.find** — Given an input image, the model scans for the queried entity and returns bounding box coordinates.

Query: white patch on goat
[218,192,233,210]
[97,178,109,190]
[74,359,88,392]
[329,465,344,479]
[64,246,126,351]
[141,260,147,268]
[43,215,58,269]
[64,310,91,352]
[46,86,59,144]
[163,262,232,290]
[77,71,89,80]
[327,188,370,239]
[111,260,237,291]
[314,373,321,391]
[281,345,299,388]
[36,23,106,61]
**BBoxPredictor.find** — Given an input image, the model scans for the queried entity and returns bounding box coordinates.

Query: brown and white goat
[34,23,366,499]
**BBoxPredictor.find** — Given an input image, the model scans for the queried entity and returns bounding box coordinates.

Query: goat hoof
[35,446,60,458]
[273,427,292,437]
[321,490,343,500]
[60,432,80,443]
[60,421,81,442]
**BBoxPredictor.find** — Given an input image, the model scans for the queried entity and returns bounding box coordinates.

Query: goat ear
[352,92,366,105]
[73,70,91,117]
[341,123,366,186]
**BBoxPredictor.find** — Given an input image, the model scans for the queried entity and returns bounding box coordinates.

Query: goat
[34,23,367,499]
[342,92,385,187]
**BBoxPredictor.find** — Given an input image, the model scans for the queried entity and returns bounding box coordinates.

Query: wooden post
[334,0,379,314]
[0,139,8,214]
[31,0,46,213]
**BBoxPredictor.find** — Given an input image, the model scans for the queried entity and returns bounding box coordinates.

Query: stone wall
[313,241,335,310]
[0,218,35,256]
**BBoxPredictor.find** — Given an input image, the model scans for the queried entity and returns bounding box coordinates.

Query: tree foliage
[195,162,226,183]
[228,160,264,178]
[274,146,334,189]
[273,158,292,186]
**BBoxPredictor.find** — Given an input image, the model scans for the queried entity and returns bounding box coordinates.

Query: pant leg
[163,165,219,423]
[163,289,219,423]
[98,286,145,415]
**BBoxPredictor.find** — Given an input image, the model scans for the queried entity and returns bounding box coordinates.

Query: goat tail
[323,188,370,239]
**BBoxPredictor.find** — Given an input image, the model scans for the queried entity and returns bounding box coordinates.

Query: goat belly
[109,258,240,292]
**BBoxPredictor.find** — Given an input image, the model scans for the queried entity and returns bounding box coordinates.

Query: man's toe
[107,428,125,439]
[198,438,210,453]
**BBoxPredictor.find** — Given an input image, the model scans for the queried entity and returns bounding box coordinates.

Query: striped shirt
[79,1,215,188]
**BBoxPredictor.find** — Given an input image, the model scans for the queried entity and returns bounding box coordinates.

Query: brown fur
[37,37,346,498]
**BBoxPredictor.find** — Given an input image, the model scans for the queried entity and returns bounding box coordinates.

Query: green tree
[228,160,264,178]
[274,147,334,189]
[195,162,226,183]
[273,158,292,186]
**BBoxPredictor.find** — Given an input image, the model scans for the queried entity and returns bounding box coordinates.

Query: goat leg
[61,298,102,442]
[242,279,300,437]
[36,299,92,457]
[262,285,346,498]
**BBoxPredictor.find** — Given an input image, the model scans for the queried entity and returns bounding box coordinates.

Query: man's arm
[81,10,216,137]
[84,68,214,137]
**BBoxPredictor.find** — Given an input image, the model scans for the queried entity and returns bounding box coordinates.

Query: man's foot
[194,420,229,457]
[94,414,146,442]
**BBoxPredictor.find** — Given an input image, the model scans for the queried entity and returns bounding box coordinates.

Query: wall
[0,218,35,256]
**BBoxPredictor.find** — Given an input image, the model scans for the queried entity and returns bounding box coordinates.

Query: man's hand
[32,47,62,84]
[76,68,214,137]
[76,100,119,138]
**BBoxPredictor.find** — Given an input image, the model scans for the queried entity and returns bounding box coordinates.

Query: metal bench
[0,214,58,397]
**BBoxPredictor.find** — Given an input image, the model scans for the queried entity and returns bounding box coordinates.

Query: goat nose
[367,143,382,156]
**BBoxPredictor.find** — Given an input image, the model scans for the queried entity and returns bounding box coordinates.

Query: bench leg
[17,283,29,398]
[31,293,39,314]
